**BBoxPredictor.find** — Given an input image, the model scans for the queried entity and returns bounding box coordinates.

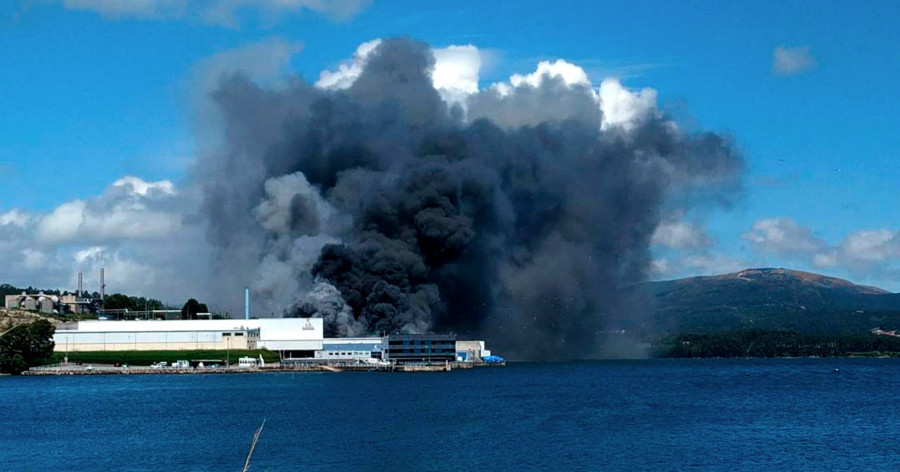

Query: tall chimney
[244,287,250,320]
[77,272,83,296]
[100,268,105,301]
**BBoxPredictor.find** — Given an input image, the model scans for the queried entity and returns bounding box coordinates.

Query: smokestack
[244,287,250,320]
[77,272,83,297]
[100,268,105,302]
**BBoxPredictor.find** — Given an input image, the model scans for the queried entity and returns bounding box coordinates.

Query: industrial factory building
[6,270,105,315]
[54,318,323,355]
[5,293,94,315]
[52,318,492,364]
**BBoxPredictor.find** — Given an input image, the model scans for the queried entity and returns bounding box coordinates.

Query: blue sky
[1,0,899,294]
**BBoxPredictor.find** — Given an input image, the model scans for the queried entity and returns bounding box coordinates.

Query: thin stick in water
[242,419,266,472]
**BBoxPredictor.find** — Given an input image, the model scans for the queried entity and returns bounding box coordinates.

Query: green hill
[645,268,900,335]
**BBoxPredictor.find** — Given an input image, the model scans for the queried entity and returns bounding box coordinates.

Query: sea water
[2,359,900,471]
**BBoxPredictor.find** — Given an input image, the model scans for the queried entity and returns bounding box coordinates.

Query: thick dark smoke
[198,38,743,359]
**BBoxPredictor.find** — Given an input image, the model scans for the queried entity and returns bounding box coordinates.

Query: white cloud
[0,209,33,227]
[201,0,370,27]
[508,60,591,89]
[651,253,745,279]
[482,60,657,130]
[69,247,167,299]
[316,39,382,90]
[317,39,483,107]
[21,249,49,271]
[811,251,839,268]
[317,40,659,130]
[62,0,187,19]
[598,78,657,130]
[59,0,369,26]
[0,176,210,305]
[431,45,482,104]
[840,230,900,263]
[37,200,86,244]
[112,176,175,196]
[36,178,182,245]
[772,46,818,76]
[742,218,826,255]
[652,220,710,250]
[744,217,900,284]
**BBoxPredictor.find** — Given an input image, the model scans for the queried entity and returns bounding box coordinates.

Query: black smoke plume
[198,38,743,359]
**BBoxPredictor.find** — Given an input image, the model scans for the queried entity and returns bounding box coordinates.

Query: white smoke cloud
[288,281,366,336]
[253,172,335,236]
[248,173,343,311]
[192,37,304,100]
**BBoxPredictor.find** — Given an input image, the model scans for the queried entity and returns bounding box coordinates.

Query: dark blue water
[3,359,900,471]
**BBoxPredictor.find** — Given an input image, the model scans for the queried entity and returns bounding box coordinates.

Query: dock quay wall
[24,361,505,376]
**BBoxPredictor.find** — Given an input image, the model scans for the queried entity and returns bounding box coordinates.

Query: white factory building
[53,318,492,363]
[54,318,323,357]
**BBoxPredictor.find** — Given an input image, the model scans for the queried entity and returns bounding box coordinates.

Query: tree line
[656,329,900,358]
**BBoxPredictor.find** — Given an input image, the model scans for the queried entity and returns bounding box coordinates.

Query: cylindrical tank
[23,297,37,311]
[39,298,54,314]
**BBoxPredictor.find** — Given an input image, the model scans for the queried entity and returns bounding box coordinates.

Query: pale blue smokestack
[244,287,250,320]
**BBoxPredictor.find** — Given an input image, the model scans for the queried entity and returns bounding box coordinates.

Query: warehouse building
[53,318,323,354]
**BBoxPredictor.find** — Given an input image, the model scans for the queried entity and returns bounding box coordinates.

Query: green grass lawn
[47,350,281,366]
